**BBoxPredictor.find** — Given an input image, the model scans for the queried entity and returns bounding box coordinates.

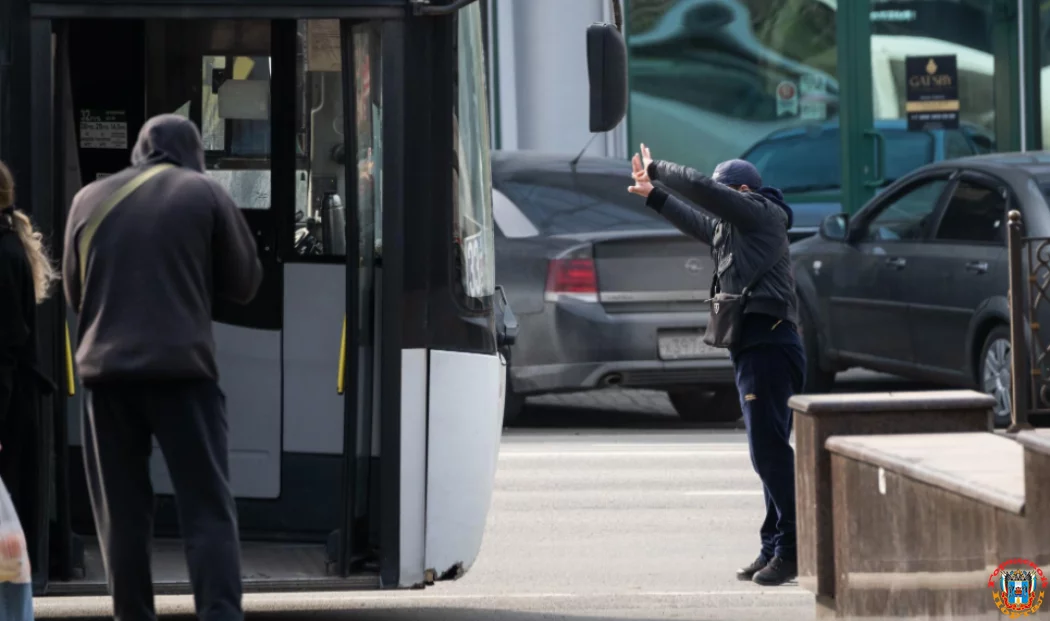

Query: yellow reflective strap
[64,322,75,397]
[337,315,347,395]
[77,163,175,289]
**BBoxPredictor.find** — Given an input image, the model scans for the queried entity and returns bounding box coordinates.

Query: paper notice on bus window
[79,110,127,150]
[307,20,341,72]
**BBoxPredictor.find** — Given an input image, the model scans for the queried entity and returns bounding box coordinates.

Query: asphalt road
[35,373,935,621]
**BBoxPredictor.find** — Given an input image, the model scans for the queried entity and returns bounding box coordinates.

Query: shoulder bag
[702,241,789,350]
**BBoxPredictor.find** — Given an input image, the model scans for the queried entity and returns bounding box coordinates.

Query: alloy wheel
[982,338,1012,424]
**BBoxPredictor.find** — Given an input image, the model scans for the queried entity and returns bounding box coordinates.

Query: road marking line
[684,490,765,496]
[249,589,809,601]
[499,450,750,458]
[584,443,751,449]
[33,589,810,610]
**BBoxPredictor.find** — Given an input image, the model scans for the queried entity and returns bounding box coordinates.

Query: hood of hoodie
[130,114,206,173]
[756,186,794,230]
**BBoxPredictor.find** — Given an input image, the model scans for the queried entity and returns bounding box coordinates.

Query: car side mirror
[819,213,849,242]
[586,14,627,133]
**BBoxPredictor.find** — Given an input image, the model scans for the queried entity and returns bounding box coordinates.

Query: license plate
[658,332,727,360]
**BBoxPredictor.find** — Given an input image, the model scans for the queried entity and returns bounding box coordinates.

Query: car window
[494,173,670,236]
[860,178,949,242]
[934,180,1006,244]
[743,129,935,193]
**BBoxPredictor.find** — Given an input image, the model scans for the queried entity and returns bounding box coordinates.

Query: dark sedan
[491,150,739,424]
[791,152,1050,427]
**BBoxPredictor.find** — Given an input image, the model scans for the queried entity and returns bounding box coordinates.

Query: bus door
[336,20,384,575]
[42,16,388,584]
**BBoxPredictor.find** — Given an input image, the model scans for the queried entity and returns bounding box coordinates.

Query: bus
[0,0,626,597]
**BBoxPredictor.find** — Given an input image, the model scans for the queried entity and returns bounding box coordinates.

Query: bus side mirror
[495,285,518,348]
[586,22,628,133]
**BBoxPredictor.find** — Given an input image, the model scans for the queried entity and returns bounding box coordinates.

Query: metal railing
[1007,209,1048,431]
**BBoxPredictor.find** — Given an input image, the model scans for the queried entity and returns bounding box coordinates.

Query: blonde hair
[0,161,57,303]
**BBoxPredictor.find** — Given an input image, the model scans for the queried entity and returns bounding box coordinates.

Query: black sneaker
[736,555,769,581]
[752,555,798,586]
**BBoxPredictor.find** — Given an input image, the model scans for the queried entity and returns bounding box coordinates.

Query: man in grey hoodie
[63,114,262,620]
[628,146,804,587]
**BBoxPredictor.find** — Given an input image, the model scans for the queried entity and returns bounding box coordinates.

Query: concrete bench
[825,432,1026,618]
[1015,430,1050,563]
[788,390,994,602]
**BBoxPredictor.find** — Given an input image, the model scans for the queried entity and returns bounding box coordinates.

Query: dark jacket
[0,218,55,421]
[645,159,799,326]
[63,114,263,384]
[0,216,55,556]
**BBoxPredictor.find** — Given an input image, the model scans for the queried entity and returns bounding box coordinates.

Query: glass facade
[626,0,1010,217]
[627,0,838,184]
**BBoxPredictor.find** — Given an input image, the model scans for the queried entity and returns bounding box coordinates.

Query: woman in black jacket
[0,159,57,555]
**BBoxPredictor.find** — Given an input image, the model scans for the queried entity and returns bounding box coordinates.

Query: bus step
[43,539,379,596]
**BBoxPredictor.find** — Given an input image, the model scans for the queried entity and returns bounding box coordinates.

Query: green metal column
[993,0,1021,152]
[991,0,1041,152]
[1021,0,1042,151]
[837,0,877,216]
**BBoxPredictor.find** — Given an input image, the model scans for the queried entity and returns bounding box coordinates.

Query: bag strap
[741,238,789,298]
[77,163,175,290]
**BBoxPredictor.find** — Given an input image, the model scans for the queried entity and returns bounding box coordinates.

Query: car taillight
[546,257,598,295]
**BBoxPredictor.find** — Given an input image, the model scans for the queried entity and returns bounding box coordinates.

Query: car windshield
[494,171,671,237]
[743,129,936,193]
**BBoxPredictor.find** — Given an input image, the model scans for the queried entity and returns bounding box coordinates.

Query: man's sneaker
[736,555,769,581]
[752,555,798,586]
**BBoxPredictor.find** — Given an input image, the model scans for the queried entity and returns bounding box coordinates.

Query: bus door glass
[342,22,384,562]
[142,20,285,503]
[286,19,383,565]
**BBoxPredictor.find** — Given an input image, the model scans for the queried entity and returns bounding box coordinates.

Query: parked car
[791,151,1050,427]
[491,150,739,425]
[741,119,996,241]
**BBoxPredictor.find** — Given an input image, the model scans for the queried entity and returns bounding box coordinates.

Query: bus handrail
[337,315,347,395]
[65,322,75,397]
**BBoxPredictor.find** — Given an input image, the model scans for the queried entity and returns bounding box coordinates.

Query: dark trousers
[732,343,805,562]
[82,379,243,621]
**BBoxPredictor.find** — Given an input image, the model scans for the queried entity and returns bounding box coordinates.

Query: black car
[792,152,1050,427]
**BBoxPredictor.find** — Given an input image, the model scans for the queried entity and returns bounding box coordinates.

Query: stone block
[790,390,994,598]
[1015,430,1050,569]
[826,432,1025,618]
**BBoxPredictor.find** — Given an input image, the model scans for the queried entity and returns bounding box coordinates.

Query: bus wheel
[668,388,741,423]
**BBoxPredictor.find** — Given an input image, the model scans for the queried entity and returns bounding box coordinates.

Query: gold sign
[908,57,953,89]
[905,54,959,131]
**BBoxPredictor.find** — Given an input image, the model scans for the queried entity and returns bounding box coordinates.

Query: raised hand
[628,153,654,198]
